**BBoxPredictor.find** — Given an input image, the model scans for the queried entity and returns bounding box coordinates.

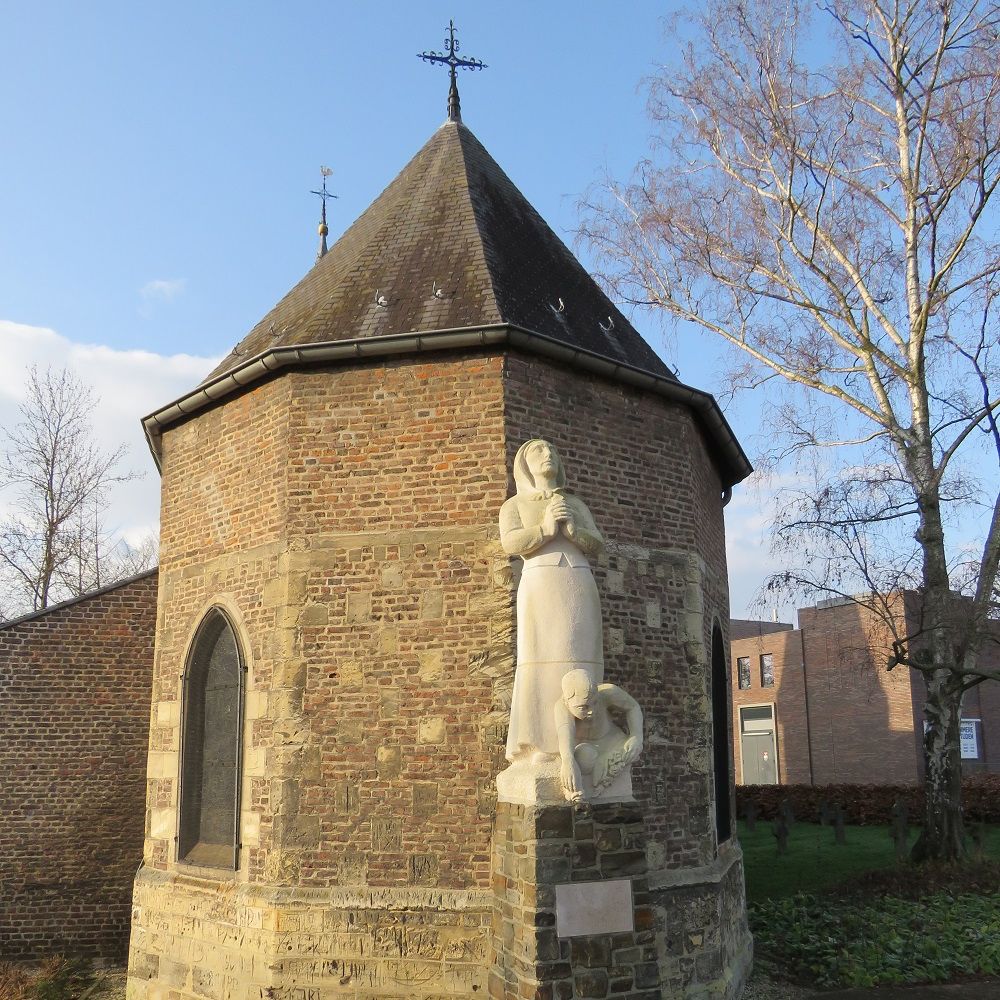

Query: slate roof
[206,120,672,383]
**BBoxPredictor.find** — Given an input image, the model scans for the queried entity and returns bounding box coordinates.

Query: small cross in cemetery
[969,822,985,862]
[890,799,910,861]
[418,19,487,122]
[772,815,790,855]
[779,798,796,829]
[833,804,848,845]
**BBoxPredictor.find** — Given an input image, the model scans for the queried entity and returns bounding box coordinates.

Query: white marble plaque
[554,879,634,938]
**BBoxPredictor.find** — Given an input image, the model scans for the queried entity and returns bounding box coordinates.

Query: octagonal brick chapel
[128,109,753,1000]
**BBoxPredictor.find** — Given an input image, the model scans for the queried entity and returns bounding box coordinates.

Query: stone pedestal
[496,755,635,807]
[490,801,661,1000]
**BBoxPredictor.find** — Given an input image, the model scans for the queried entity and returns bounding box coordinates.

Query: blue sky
[0,2,778,617]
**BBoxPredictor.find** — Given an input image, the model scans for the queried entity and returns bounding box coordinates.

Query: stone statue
[495,438,642,804]
[555,669,643,803]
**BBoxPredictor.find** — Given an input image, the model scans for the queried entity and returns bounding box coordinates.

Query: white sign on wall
[555,879,634,937]
[960,719,980,760]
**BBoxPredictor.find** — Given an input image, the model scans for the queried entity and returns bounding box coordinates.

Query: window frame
[176,606,246,871]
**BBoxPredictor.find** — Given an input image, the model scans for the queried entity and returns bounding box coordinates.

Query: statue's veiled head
[513,438,566,494]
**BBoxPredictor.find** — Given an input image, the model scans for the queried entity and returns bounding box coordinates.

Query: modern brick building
[731,595,1000,786]
[124,94,754,998]
[0,570,157,962]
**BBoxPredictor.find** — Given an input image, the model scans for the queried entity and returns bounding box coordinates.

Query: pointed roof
[206,121,670,383]
[144,119,751,487]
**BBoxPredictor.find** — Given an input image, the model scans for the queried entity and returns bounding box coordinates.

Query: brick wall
[144,355,507,888]
[504,352,733,871]
[733,602,1000,787]
[132,356,508,996]
[731,625,811,785]
[143,352,734,888]
[797,600,922,785]
[130,350,749,998]
[731,599,927,786]
[0,571,157,962]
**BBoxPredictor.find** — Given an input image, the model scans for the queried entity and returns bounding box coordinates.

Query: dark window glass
[711,624,733,844]
[760,653,774,688]
[737,656,751,689]
[178,609,243,868]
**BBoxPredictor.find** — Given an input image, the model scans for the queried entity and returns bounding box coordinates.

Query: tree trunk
[911,670,965,862]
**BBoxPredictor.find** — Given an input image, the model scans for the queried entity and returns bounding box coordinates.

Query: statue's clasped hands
[541,496,575,541]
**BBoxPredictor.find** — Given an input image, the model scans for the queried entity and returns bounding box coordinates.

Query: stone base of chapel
[126,866,491,999]
[489,802,752,1000]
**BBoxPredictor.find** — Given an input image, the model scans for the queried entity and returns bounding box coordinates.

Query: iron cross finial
[310,166,338,261]
[417,19,487,123]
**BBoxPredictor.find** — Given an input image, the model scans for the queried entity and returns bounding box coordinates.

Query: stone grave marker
[833,805,847,845]
[890,800,909,860]
[819,800,832,826]
[779,798,796,828]
[969,823,985,862]
[772,815,789,855]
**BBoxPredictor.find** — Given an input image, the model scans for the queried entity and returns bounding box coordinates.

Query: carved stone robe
[499,490,604,759]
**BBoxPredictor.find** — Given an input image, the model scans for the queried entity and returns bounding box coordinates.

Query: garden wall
[0,571,157,962]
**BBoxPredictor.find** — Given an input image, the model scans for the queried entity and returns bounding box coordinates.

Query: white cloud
[140,278,186,302]
[0,319,220,544]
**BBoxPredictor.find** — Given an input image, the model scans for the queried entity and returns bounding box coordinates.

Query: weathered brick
[0,572,156,962]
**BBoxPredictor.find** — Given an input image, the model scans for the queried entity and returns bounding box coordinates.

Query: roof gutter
[141,324,753,487]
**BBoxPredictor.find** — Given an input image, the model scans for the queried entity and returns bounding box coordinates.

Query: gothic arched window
[178,608,244,868]
[711,622,733,844]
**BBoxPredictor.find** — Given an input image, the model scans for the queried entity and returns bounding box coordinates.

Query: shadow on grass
[738,820,1000,903]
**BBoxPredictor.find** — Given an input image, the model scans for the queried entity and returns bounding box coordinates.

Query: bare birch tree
[580,0,1000,860]
[0,366,150,619]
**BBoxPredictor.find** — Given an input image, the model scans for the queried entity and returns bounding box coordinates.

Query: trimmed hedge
[736,774,1000,825]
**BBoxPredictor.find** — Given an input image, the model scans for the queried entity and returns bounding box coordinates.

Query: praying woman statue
[496,439,607,802]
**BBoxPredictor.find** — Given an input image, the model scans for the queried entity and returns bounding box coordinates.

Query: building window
[178,608,244,868]
[711,624,733,843]
[737,656,751,689]
[760,653,774,688]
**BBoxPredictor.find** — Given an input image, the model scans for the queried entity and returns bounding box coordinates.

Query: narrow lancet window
[178,608,244,868]
[711,623,733,844]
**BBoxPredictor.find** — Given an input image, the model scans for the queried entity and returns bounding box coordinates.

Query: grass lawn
[739,819,1000,902]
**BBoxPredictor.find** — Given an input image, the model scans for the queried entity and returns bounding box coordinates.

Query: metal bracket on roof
[375,290,389,308]
[549,297,565,315]
[432,280,452,299]
[599,315,615,334]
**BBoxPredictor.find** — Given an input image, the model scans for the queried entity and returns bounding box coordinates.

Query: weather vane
[310,166,338,261]
[417,19,487,123]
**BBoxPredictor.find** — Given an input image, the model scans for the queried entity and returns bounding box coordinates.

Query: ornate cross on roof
[310,166,338,261]
[417,19,487,123]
